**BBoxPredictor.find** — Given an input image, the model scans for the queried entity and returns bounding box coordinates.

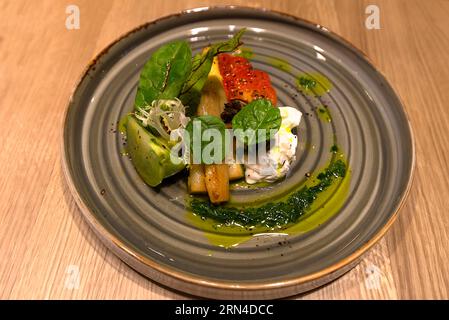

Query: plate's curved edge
[61,5,416,298]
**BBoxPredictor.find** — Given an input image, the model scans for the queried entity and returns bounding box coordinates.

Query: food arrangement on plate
[119,29,349,244]
[63,7,414,298]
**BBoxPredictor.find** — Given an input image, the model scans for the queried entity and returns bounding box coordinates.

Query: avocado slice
[126,115,185,187]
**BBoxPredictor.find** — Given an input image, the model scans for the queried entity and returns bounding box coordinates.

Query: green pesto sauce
[316,106,332,123]
[118,115,129,134]
[118,115,130,156]
[296,73,332,96]
[188,153,350,247]
[235,47,254,59]
[267,57,292,73]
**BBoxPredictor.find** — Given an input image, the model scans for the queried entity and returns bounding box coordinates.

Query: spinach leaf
[232,99,281,145]
[185,115,227,164]
[135,41,192,109]
[179,29,246,114]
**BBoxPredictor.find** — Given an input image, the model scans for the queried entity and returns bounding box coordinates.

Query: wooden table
[1,0,448,299]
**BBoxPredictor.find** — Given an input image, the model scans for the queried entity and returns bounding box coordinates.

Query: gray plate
[62,7,415,299]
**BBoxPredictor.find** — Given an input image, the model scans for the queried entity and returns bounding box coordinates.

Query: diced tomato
[217,53,277,105]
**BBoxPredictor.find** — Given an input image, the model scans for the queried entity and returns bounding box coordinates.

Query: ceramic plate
[62,6,414,299]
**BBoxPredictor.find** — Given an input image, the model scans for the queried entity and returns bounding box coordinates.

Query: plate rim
[61,5,416,296]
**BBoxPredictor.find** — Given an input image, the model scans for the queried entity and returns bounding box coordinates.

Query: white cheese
[245,106,302,184]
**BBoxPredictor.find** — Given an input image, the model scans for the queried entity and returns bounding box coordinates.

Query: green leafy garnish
[185,115,227,164]
[135,41,192,109]
[232,99,281,145]
[179,29,246,114]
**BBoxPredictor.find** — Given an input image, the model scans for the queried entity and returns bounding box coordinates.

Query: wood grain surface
[1,0,448,299]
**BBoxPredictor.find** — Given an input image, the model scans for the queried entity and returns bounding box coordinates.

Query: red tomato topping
[217,53,277,105]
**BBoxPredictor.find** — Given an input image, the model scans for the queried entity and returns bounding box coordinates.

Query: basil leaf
[232,99,281,145]
[135,41,192,109]
[185,115,227,164]
[179,29,246,114]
